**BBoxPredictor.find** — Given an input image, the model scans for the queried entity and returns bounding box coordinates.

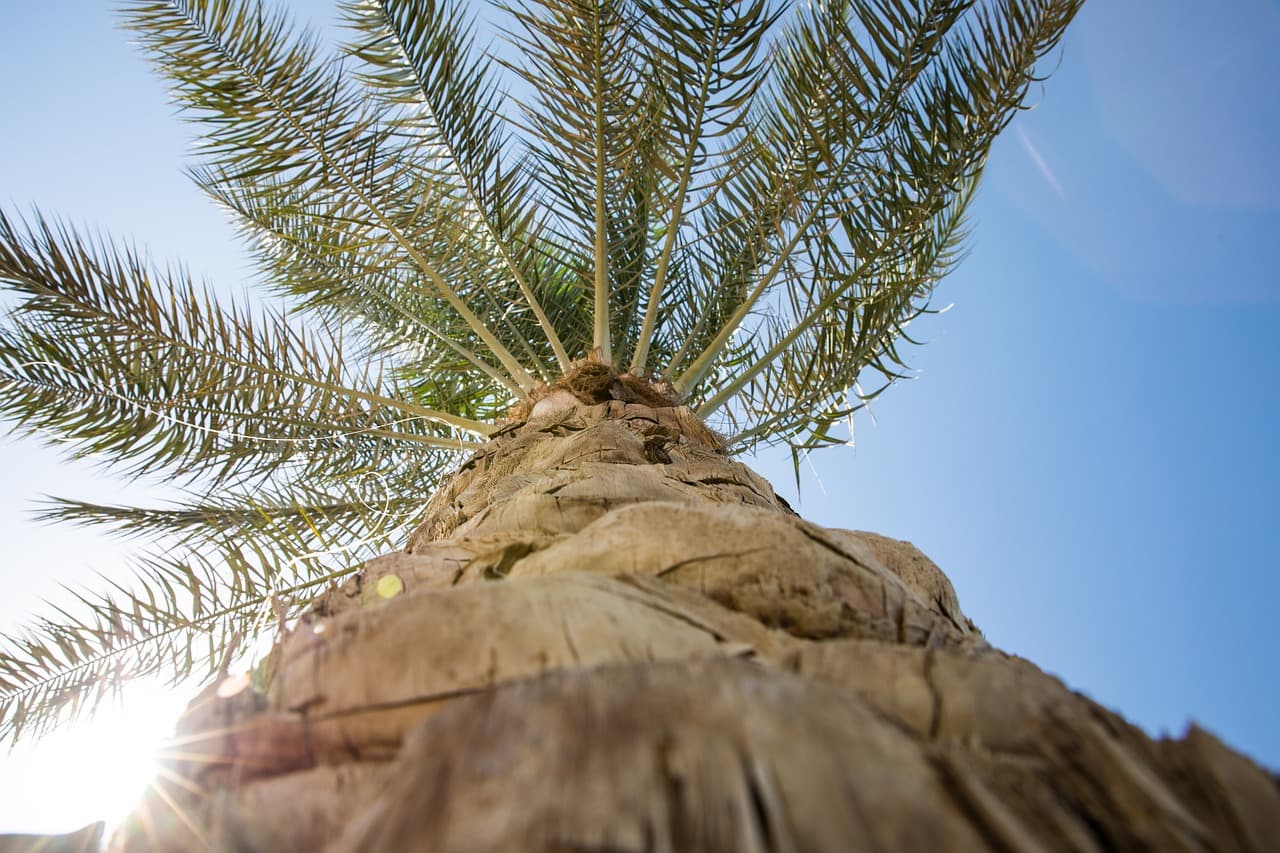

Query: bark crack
[739,749,798,853]
[922,647,944,741]
[613,577,736,642]
[934,752,1052,853]
[654,548,768,579]
[793,524,873,570]
[313,684,495,722]
[560,610,583,665]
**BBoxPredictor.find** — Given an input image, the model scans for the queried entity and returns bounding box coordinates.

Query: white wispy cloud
[1018,125,1065,198]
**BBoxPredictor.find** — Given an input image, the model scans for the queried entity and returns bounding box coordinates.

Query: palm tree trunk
[114,399,1278,851]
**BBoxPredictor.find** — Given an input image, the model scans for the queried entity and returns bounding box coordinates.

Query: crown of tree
[0,0,1079,741]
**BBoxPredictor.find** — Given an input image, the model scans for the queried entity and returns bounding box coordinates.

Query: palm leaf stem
[591,0,612,364]
[694,234,902,420]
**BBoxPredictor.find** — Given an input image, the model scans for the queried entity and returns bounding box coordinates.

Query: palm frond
[625,0,779,373]
[669,0,975,395]
[199,166,535,397]
[342,0,574,373]
[0,211,480,487]
[0,476,426,742]
[37,476,426,556]
[669,0,1080,450]
[0,533,356,743]
[123,0,540,391]
[500,0,660,363]
[718,168,977,454]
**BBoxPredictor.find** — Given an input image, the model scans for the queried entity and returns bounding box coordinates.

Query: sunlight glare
[0,678,191,836]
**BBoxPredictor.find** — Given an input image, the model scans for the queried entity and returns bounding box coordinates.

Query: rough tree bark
[110,396,1279,851]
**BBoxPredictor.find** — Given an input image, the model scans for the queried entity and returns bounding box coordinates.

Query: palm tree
[2,0,1276,850]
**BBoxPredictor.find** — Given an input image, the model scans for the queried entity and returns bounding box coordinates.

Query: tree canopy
[0,0,1080,741]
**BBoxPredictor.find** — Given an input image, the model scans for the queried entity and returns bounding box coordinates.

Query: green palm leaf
[124,0,540,390]
[0,535,352,741]
[0,210,482,484]
[344,0,575,372]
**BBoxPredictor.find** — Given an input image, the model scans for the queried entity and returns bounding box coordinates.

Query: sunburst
[0,677,189,835]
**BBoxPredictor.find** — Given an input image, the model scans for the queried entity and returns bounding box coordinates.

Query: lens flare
[0,678,191,836]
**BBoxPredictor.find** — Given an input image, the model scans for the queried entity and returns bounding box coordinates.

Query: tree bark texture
[113,401,1279,851]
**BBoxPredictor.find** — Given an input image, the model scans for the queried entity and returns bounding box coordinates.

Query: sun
[0,678,192,837]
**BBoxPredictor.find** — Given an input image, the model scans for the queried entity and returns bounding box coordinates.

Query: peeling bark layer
[113,402,1279,851]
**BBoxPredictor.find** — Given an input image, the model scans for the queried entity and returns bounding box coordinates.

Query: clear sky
[1,0,1277,834]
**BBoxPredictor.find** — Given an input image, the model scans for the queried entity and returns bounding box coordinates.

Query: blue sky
[1,0,1277,833]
